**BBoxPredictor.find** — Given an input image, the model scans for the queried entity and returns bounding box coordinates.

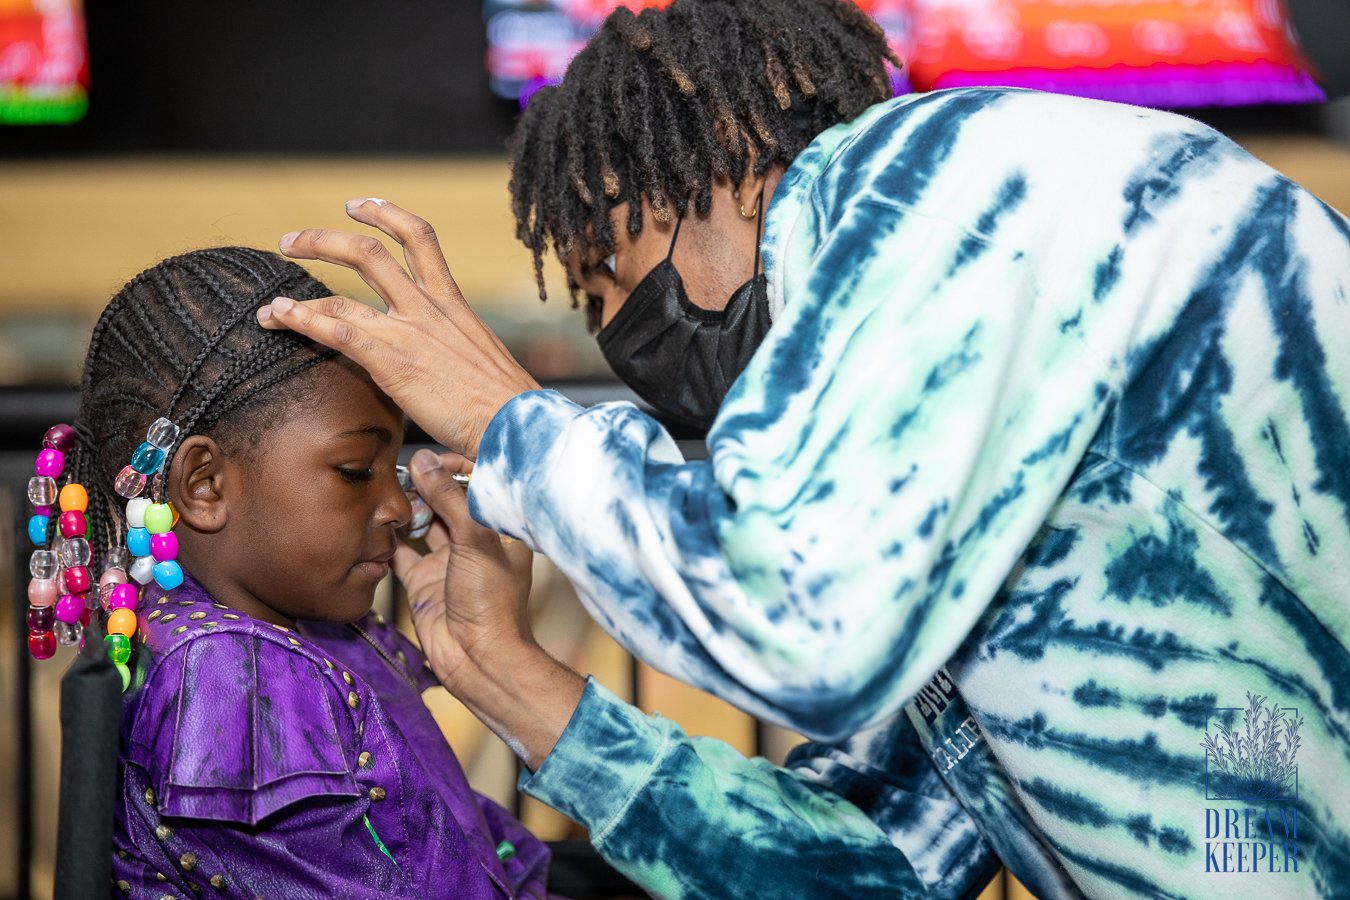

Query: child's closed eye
[337,466,374,483]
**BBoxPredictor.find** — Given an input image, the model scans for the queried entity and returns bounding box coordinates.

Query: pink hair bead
[150,531,178,562]
[34,504,52,517]
[54,593,83,624]
[58,509,87,540]
[43,423,76,452]
[35,448,65,478]
[28,577,57,607]
[100,567,128,588]
[108,583,139,611]
[63,565,90,595]
[114,466,147,499]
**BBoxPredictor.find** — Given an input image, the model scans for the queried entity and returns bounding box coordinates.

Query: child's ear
[169,436,229,533]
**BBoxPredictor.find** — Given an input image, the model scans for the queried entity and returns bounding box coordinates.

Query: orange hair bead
[107,607,138,638]
[58,483,88,513]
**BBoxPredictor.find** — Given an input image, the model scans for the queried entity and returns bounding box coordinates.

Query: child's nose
[376,469,413,529]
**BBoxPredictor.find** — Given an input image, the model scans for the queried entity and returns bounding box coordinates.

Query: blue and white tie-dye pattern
[474,88,1350,897]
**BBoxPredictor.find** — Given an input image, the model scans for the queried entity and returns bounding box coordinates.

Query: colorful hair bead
[107,607,137,638]
[54,594,84,625]
[108,583,139,611]
[150,531,178,562]
[27,476,57,507]
[59,509,88,540]
[152,560,185,591]
[63,566,91,595]
[144,503,173,535]
[125,497,151,529]
[104,634,132,666]
[43,423,76,452]
[129,442,166,476]
[58,483,88,512]
[29,417,184,678]
[27,577,57,607]
[35,447,65,478]
[27,605,54,632]
[129,556,155,585]
[28,631,56,660]
[99,567,128,589]
[114,466,147,499]
[126,527,151,557]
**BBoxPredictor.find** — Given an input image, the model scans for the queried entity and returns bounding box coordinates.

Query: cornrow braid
[507,0,898,330]
[69,247,339,574]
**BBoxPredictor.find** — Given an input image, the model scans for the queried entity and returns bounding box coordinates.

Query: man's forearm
[452,640,587,771]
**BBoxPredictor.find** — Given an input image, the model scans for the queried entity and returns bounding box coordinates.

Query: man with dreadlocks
[263,0,1350,895]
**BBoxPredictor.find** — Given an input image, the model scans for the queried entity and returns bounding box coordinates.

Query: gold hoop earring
[738,201,759,220]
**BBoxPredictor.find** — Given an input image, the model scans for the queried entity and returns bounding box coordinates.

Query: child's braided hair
[70,247,338,572]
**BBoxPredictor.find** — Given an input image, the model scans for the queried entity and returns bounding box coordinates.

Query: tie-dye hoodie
[471,88,1350,898]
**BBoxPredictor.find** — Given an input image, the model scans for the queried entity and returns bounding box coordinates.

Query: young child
[23,248,550,898]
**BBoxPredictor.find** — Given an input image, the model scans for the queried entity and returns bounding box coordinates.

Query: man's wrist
[450,640,586,771]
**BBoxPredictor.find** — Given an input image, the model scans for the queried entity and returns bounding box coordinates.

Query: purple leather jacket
[111,576,552,899]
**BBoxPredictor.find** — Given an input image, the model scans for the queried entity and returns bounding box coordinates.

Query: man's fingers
[343,199,514,356]
[345,199,462,300]
[408,449,502,551]
[391,543,424,586]
[255,296,377,358]
[279,228,423,314]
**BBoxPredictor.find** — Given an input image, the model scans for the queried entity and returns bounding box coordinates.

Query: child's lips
[354,549,395,580]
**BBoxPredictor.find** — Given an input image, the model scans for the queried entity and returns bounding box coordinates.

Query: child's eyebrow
[333,425,395,444]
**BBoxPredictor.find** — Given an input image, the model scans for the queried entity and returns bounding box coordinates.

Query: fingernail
[271,297,295,313]
[279,231,299,250]
[346,197,386,209]
[412,448,442,475]
[256,306,273,323]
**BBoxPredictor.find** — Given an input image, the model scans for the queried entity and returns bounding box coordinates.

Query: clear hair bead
[146,417,180,451]
[29,550,58,580]
[59,538,92,568]
[54,620,82,647]
[27,476,57,507]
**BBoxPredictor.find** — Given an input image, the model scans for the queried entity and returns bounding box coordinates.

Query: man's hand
[258,200,541,458]
[393,449,585,770]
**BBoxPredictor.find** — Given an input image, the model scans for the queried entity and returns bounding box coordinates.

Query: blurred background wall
[2,0,1348,897]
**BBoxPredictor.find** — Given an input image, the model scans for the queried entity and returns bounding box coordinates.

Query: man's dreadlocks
[508,0,898,329]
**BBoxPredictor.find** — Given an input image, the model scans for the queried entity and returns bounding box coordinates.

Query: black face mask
[596,206,771,431]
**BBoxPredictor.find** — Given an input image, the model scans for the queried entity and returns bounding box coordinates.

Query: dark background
[3,0,1348,158]
[0,0,520,157]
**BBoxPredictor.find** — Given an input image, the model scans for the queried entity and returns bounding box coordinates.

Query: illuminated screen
[484,0,1323,109]
[0,0,89,125]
